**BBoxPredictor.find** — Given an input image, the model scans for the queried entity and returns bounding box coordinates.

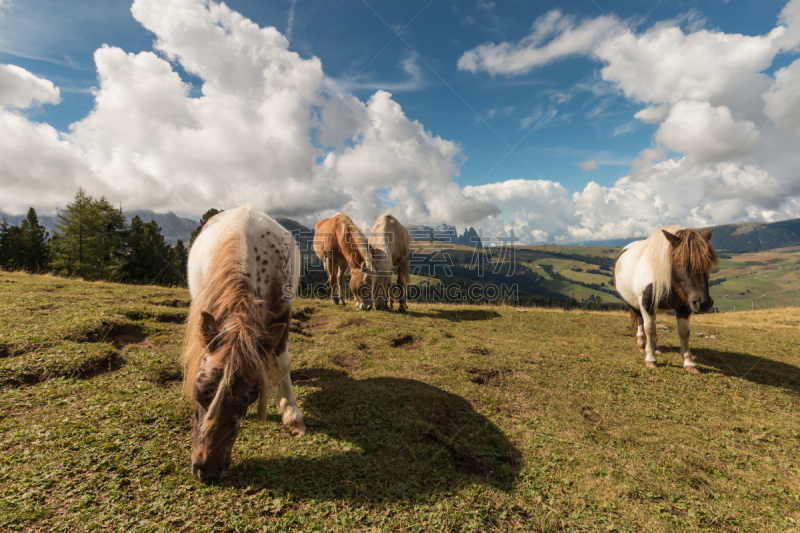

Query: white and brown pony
[313,212,377,310]
[614,226,717,373]
[183,206,306,481]
[367,214,411,312]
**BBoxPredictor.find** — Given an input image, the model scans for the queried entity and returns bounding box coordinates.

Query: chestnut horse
[366,214,411,312]
[313,212,377,310]
[184,206,305,481]
[613,226,717,373]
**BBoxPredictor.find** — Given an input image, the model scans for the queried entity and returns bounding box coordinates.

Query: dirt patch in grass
[0,343,121,386]
[329,352,361,371]
[153,298,190,308]
[391,334,424,349]
[339,317,371,328]
[72,322,147,348]
[465,346,491,356]
[292,306,315,322]
[0,342,44,358]
[147,363,183,385]
[466,367,513,385]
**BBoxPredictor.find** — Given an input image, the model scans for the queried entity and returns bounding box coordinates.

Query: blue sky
[1,0,799,242]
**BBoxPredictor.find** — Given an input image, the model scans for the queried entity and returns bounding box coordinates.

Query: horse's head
[662,228,717,314]
[348,267,371,310]
[369,245,396,311]
[190,310,279,481]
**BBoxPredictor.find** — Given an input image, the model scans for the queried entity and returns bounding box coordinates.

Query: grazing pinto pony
[367,214,411,312]
[183,206,305,481]
[313,212,377,310]
[614,226,717,373]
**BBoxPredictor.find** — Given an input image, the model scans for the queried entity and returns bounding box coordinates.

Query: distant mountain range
[572,217,800,252]
[0,210,200,245]
[406,224,483,247]
[4,208,799,252]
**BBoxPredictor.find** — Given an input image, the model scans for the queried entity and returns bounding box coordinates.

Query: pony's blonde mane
[339,211,373,270]
[636,225,680,306]
[369,214,393,253]
[182,208,275,435]
[636,225,719,306]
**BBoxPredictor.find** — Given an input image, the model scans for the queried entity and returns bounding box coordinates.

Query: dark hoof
[645,361,658,369]
[398,306,408,314]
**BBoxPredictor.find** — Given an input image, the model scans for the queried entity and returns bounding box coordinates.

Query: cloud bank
[1,0,800,244]
[0,0,489,231]
[458,0,800,242]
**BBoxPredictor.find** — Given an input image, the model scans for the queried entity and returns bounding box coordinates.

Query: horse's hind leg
[325,254,340,305]
[631,308,646,353]
[677,316,700,374]
[397,259,410,312]
[272,349,306,436]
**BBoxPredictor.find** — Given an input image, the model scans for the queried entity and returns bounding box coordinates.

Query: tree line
[0,188,219,287]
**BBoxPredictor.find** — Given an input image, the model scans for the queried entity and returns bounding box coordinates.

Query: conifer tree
[51,188,126,279]
[18,208,50,272]
[168,239,189,287]
[119,216,173,284]
[0,217,12,269]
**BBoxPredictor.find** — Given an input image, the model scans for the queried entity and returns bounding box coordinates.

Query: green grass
[711,249,800,312]
[1,271,799,531]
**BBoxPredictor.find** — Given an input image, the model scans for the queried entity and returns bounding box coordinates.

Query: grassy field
[1,271,799,531]
[710,247,800,312]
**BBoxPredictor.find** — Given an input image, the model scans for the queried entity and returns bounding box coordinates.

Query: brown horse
[366,214,411,312]
[313,212,377,310]
[183,206,306,481]
[614,225,717,373]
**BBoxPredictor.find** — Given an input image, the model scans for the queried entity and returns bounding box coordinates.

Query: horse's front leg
[640,306,658,368]
[272,350,306,436]
[677,316,700,374]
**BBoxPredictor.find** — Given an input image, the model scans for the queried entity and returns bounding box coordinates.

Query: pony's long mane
[182,208,274,435]
[636,225,680,306]
[369,214,392,253]
[339,211,373,270]
[636,225,719,306]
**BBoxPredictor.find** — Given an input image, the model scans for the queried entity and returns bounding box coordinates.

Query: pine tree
[18,208,50,272]
[51,189,126,279]
[0,217,12,269]
[189,208,221,247]
[167,239,189,287]
[119,216,173,284]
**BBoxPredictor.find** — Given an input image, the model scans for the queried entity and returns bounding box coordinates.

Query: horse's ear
[700,228,713,241]
[662,230,679,245]
[200,311,218,346]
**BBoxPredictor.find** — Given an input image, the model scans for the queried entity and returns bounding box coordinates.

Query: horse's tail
[629,308,639,337]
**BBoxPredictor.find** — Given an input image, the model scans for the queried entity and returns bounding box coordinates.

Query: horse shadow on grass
[405,308,501,322]
[693,348,800,395]
[219,368,520,501]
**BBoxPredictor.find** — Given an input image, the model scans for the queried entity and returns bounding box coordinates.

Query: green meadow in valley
[0,271,798,531]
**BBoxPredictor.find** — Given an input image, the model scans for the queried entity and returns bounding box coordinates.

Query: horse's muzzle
[692,298,714,313]
[192,457,231,481]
